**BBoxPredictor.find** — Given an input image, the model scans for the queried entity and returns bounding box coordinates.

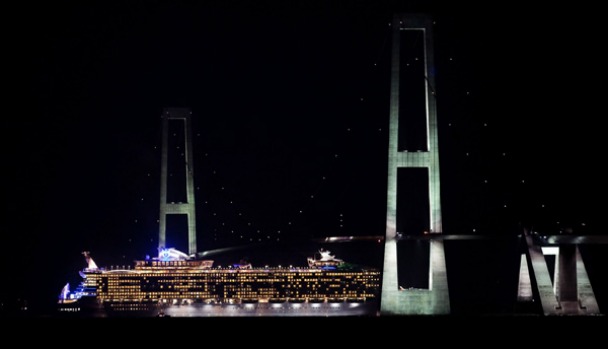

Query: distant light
[248,222,251,226]
[406,63,410,67]
[213,213,216,216]
[310,195,314,199]
[472,228,476,232]
[141,198,144,201]
[230,201,233,204]
[449,57,453,61]
[299,210,303,213]
[288,222,292,225]
[484,123,487,127]
[322,176,326,180]
[415,57,419,61]
[334,154,338,157]
[484,180,488,184]
[541,204,545,208]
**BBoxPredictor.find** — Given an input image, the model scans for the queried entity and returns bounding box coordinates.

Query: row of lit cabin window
[102,284,378,290]
[102,275,378,282]
[100,278,375,283]
[101,271,378,276]
[98,286,377,294]
[100,290,373,298]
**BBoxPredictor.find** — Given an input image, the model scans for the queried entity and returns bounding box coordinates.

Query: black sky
[3,1,606,312]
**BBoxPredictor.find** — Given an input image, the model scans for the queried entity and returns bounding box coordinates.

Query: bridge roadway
[196,233,608,257]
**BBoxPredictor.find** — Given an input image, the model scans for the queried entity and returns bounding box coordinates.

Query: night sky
[3,1,606,314]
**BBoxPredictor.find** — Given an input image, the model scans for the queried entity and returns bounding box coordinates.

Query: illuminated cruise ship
[58,248,381,317]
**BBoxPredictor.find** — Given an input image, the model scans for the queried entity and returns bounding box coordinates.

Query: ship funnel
[83,251,99,270]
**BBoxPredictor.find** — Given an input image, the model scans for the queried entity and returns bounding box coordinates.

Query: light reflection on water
[164,302,378,317]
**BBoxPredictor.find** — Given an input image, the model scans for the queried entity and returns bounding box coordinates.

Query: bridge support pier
[519,231,600,315]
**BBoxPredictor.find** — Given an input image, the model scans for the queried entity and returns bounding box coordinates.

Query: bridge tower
[158,107,198,255]
[381,14,450,315]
